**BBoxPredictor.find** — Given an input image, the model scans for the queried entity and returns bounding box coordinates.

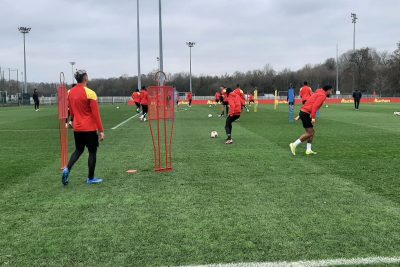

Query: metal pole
[70,62,75,85]
[351,13,357,91]
[336,43,339,94]
[158,0,164,85]
[137,0,142,90]
[189,46,192,93]
[23,33,27,94]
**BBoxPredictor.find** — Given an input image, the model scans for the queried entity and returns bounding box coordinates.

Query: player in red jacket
[219,86,229,117]
[224,88,242,144]
[62,70,104,185]
[234,84,249,112]
[299,81,313,104]
[289,85,332,155]
[187,92,193,107]
[139,86,149,122]
[248,94,255,105]
[131,89,141,113]
[215,91,221,105]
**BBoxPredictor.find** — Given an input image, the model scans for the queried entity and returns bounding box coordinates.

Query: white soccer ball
[208,114,213,118]
[394,111,400,116]
[116,106,120,109]
[209,105,212,107]
[210,131,218,138]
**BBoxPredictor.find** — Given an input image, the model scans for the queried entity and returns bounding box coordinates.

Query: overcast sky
[1,0,399,83]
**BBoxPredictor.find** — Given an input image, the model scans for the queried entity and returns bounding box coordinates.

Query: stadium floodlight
[351,13,358,91]
[18,26,31,94]
[136,0,142,90]
[69,62,76,85]
[186,42,196,93]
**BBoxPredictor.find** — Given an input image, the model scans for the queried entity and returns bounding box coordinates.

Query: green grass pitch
[1,103,400,266]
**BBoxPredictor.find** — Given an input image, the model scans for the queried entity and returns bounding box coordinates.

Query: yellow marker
[274,89,278,110]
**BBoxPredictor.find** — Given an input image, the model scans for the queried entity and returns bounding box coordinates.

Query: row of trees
[3,42,400,97]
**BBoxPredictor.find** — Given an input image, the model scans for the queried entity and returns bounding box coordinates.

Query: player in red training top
[187,92,193,107]
[295,81,313,121]
[139,86,149,122]
[248,93,255,105]
[61,70,104,185]
[224,88,243,144]
[219,86,229,117]
[299,81,313,104]
[215,91,221,105]
[131,89,141,113]
[289,85,332,155]
[234,84,249,112]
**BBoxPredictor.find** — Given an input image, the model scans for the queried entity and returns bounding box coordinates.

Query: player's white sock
[293,139,302,147]
[306,143,312,151]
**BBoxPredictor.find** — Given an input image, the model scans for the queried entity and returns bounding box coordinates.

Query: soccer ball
[208,114,213,118]
[394,111,400,116]
[116,106,120,109]
[209,105,212,107]
[210,131,218,138]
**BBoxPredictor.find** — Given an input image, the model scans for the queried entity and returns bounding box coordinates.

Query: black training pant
[34,101,39,110]
[225,115,240,136]
[67,131,99,179]
[354,99,360,109]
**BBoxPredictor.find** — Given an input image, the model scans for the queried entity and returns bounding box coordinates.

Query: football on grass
[208,114,213,118]
[210,131,218,138]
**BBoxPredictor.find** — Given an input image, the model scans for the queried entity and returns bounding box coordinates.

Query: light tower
[18,26,31,94]
[186,42,195,93]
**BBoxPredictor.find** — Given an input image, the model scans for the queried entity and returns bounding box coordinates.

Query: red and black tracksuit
[299,89,327,128]
[225,91,242,139]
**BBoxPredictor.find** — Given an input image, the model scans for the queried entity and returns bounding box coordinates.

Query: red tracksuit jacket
[300,89,327,119]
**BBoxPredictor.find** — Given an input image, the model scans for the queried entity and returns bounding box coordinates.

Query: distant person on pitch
[215,91,221,106]
[353,89,362,110]
[295,81,313,121]
[62,70,104,185]
[289,85,333,155]
[224,88,242,144]
[187,92,193,107]
[132,88,141,113]
[219,86,229,117]
[33,89,40,111]
[139,86,149,121]
[287,83,295,123]
[249,93,255,105]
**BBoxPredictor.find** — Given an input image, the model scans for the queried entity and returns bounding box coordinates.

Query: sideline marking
[179,256,400,267]
[111,114,140,130]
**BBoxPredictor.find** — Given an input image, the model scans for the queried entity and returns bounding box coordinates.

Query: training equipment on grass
[148,71,175,172]
[57,72,68,169]
[210,131,218,138]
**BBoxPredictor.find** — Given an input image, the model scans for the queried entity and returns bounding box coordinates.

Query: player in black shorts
[289,85,332,155]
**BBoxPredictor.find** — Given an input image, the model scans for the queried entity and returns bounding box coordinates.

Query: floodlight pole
[18,26,31,94]
[186,42,195,93]
[70,62,76,85]
[158,0,164,85]
[336,43,339,94]
[136,0,142,90]
[351,13,358,91]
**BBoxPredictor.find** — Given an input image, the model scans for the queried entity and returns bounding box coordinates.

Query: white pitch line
[111,113,140,130]
[179,256,400,267]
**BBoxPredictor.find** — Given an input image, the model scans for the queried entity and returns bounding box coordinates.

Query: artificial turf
[1,102,400,266]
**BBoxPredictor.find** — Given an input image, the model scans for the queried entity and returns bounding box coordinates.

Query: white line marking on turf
[111,113,140,130]
[178,256,400,267]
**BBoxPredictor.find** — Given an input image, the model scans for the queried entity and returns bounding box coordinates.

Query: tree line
[2,42,400,97]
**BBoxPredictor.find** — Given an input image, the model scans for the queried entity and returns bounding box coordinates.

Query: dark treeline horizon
[3,42,400,97]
